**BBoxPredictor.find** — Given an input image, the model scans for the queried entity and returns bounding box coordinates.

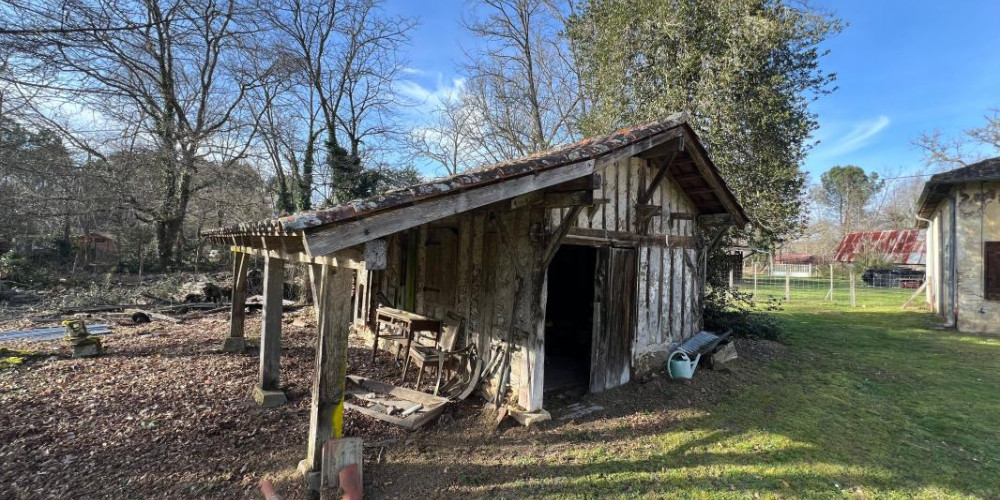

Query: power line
[878,173,934,181]
[0,23,162,36]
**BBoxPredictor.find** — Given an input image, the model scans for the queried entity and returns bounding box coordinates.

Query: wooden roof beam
[638,136,685,205]
[303,159,597,256]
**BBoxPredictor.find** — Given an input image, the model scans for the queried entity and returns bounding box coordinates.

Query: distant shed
[774,252,817,265]
[833,230,926,266]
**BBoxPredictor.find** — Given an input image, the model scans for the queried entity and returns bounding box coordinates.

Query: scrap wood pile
[347,340,483,431]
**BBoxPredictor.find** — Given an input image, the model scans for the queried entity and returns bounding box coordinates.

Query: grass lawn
[399,300,1000,499]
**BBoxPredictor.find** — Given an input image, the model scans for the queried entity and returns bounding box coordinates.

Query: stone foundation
[253,386,287,408]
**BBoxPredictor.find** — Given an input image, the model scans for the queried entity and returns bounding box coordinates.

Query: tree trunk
[155,154,196,269]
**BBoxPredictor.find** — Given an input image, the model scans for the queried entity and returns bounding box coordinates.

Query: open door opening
[543,244,597,396]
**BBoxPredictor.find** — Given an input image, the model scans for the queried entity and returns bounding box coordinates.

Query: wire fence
[726,263,928,310]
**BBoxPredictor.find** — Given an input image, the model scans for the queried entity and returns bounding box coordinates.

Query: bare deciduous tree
[459,0,582,161]
[2,0,263,267]
[407,95,478,177]
[916,108,1000,169]
[263,0,414,206]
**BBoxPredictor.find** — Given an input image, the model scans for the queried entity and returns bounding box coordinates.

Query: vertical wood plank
[686,247,696,338]
[602,163,615,230]
[456,216,472,323]
[636,242,649,348]
[637,158,647,233]
[613,160,622,232]
[659,185,669,343]
[415,225,428,314]
[470,214,486,355]
[680,224,688,339]
[625,158,633,232]
[590,247,608,393]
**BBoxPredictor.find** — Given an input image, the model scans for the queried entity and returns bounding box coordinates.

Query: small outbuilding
[204,113,750,483]
[73,232,118,265]
[917,157,1000,333]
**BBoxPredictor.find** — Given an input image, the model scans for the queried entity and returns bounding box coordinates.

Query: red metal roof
[833,230,926,265]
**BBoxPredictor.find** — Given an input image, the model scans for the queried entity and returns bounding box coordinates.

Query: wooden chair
[372,321,409,363]
[403,312,463,395]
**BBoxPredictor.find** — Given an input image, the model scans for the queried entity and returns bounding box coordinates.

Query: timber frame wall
[353,154,714,412]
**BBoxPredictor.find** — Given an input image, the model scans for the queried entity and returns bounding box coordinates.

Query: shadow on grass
[368,306,1000,499]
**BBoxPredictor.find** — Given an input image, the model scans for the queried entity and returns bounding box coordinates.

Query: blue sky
[387,0,1000,182]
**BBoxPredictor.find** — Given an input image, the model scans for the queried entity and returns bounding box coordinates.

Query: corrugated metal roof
[833,230,926,265]
[203,113,751,239]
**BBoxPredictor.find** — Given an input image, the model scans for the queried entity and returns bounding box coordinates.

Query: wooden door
[590,247,638,392]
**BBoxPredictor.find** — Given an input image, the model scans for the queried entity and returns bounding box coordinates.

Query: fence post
[729,268,734,289]
[785,272,791,302]
[753,263,758,297]
[825,263,834,301]
[849,269,857,308]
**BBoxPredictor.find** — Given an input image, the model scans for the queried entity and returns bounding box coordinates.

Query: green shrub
[703,286,783,340]
[0,251,29,281]
[852,248,895,273]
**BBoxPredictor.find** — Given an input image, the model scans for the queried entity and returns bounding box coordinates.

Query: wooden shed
[203,112,749,481]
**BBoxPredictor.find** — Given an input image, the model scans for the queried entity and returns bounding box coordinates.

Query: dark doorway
[544,244,597,395]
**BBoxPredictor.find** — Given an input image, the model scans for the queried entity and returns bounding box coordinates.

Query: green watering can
[668,351,701,379]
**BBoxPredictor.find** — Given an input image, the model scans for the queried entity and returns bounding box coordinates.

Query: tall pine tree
[567,0,841,247]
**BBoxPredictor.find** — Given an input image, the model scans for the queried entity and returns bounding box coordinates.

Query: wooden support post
[850,269,857,308]
[254,255,287,408]
[299,264,355,491]
[753,263,758,296]
[785,272,791,302]
[222,251,249,352]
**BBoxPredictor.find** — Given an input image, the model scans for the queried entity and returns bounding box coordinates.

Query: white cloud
[817,115,891,158]
[396,72,466,110]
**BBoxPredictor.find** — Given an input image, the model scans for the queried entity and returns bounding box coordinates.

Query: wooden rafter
[540,206,584,269]
[231,245,364,269]
[638,138,684,205]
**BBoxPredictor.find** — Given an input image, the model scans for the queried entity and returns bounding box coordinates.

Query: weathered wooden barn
[204,113,749,480]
